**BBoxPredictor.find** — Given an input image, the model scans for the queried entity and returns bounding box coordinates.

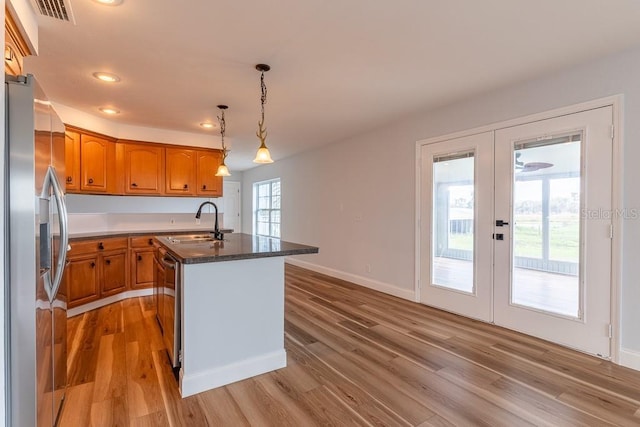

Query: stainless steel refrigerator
[5,74,69,427]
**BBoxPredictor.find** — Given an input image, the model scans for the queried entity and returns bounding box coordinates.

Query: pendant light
[215,105,231,177]
[253,64,274,163]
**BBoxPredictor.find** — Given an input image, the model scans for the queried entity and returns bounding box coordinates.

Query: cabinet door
[102,250,128,297]
[81,134,112,193]
[66,254,100,308]
[131,249,155,289]
[124,144,164,194]
[65,130,80,192]
[165,148,196,195]
[196,150,223,196]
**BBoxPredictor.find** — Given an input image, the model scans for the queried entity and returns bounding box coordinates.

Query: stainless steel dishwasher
[160,252,181,368]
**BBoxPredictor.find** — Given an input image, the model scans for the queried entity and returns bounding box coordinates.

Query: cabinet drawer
[130,236,156,248]
[68,237,128,256]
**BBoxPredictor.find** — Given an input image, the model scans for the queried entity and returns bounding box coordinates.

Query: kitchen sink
[164,234,224,244]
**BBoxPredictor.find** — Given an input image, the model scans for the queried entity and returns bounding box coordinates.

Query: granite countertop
[155,232,319,264]
[69,228,234,241]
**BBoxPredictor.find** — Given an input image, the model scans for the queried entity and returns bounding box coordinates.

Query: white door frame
[415,95,624,363]
[222,180,242,233]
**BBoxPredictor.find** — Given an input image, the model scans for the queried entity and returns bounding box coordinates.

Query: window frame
[252,178,281,238]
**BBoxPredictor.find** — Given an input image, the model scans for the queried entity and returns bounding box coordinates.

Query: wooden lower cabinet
[130,236,156,290]
[65,237,130,309]
[65,254,100,308]
[131,249,155,289]
[101,250,128,297]
[64,234,162,309]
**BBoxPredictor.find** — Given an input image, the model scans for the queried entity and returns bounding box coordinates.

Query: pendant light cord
[217,106,228,160]
[260,71,267,123]
[217,109,226,148]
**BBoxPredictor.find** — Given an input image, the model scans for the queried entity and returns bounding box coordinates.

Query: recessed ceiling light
[200,122,217,129]
[99,107,120,115]
[92,72,121,83]
[93,0,123,5]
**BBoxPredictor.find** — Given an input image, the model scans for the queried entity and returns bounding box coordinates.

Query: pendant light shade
[253,144,273,163]
[215,162,230,177]
[214,105,231,177]
[253,64,274,164]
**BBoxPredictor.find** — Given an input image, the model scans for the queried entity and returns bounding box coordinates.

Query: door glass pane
[432,153,474,293]
[512,135,581,317]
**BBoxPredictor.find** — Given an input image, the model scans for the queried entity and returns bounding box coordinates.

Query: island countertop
[155,232,319,264]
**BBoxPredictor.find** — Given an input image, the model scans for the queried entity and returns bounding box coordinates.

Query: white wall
[65,189,242,234]
[242,45,640,356]
[53,103,228,149]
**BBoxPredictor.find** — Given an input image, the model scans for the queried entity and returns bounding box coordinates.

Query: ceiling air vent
[31,0,76,24]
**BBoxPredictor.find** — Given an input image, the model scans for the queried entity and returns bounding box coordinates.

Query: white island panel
[179,256,286,397]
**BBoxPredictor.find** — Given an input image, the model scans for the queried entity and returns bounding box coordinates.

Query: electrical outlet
[365,264,372,273]
[170,218,175,224]
[195,218,201,225]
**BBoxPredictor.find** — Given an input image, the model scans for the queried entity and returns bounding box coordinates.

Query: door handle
[40,166,69,303]
[495,220,509,227]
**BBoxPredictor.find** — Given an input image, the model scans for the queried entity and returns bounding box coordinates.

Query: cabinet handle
[90,262,95,268]
[131,182,138,188]
[105,259,111,265]
[66,176,72,183]
[137,255,142,261]
[148,238,153,245]
[98,242,104,250]
[202,184,207,190]
[88,178,94,184]
[183,184,188,190]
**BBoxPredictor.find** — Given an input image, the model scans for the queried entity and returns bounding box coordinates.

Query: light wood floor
[60,264,640,426]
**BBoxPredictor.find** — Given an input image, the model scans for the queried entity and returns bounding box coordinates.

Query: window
[253,178,281,238]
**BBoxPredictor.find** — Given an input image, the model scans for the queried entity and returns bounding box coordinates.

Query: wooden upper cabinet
[165,148,196,195]
[5,11,32,77]
[81,134,115,193]
[65,130,81,191]
[196,150,223,197]
[123,143,164,195]
[64,125,224,197]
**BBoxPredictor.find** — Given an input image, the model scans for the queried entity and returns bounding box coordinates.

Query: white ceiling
[24,0,640,171]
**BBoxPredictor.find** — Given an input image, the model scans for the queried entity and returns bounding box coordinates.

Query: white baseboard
[285,257,416,301]
[67,288,154,317]
[179,350,287,398]
[619,348,640,371]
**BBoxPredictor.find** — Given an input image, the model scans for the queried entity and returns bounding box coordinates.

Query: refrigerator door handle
[41,166,69,302]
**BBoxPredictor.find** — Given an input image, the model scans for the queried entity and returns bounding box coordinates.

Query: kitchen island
[155,233,318,397]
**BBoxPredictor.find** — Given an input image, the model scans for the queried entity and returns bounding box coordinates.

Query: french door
[419,132,494,322]
[420,106,613,357]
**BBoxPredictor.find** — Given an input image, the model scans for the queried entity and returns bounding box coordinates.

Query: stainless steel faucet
[195,201,223,240]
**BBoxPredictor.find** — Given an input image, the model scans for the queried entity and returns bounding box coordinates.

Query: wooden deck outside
[434,256,579,316]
